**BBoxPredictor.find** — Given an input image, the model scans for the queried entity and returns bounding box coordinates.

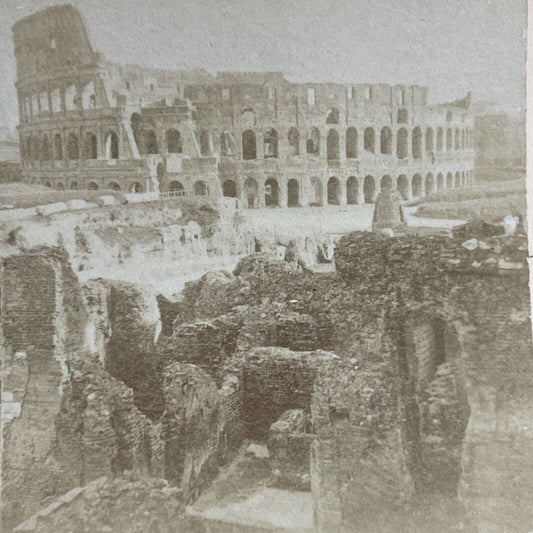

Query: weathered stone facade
[14,5,474,205]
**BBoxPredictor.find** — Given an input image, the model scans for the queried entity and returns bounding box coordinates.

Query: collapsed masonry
[1,223,532,532]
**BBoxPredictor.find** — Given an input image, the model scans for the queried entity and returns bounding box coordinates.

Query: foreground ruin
[1,204,531,532]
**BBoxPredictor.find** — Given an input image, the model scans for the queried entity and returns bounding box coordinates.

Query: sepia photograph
[0,0,530,531]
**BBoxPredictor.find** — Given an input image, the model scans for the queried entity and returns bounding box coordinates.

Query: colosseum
[14,4,475,207]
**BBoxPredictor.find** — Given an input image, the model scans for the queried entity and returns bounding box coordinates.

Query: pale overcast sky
[0,0,527,129]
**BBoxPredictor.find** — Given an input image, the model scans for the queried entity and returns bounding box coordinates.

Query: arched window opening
[41,135,51,161]
[309,177,323,206]
[436,128,444,152]
[146,130,158,155]
[412,127,422,159]
[446,129,453,151]
[194,180,208,196]
[412,174,422,197]
[265,177,280,206]
[437,173,444,191]
[287,179,299,207]
[397,109,408,123]
[169,181,185,195]
[288,128,300,156]
[32,137,40,161]
[425,174,434,196]
[397,128,408,159]
[380,127,393,155]
[364,128,375,153]
[44,181,52,188]
[454,129,460,150]
[105,132,119,159]
[327,129,340,160]
[69,181,78,190]
[56,182,65,190]
[306,128,320,155]
[244,177,258,208]
[54,134,63,160]
[264,129,278,158]
[25,138,32,162]
[67,133,79,160]
[130,182,144,193]
[346,128,358,159]
[326,107,339,124]
[85,133,97,159]
[364,175,376,203]
[88,181,99,190]
[460,130,465,150]
[108,181,121,191]
[455,172,460,188]
[397,175,409,200]
[380,175,393,192]
[346,176,359,204]
[200,131,212,156]
[446,173,453,189]
[242,129,257,160]
[223,180,237,198]
[166,129,182,154]
[426,128,434,152]
[130,113,142,150]
[327,177,340,205]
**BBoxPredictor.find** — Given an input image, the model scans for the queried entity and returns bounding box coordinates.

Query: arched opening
[327,177,340,205]
[425,174,434,196]
[242,130,257,160]
[244,178,258,208]
[288,128,300,156]
[426,128,434,152]
[194,180,207,196]
[130,113,142,150]
[412,127,422,159]
[108,181,121,191]
[364,128,375,153]
[326,107,339,124]
[130,182,144,193]
[32,137,40,161]
[222,180,237,198]
[380,127,392,154]
[412,174,422,197]
[437,173,444,191]
[25,137,31,162]
[200,131,212,156]
[287,179,299,207]
[56,182,65,190]
[364,175,376,203]
[85,133,97,159]
[44,181,52,188]
[54,134,63,160]
[41,135,51,161]
[346,176,359,204]
[265,177,280,206]
[397,128,408,159]
[88,181,99,190]
[307,128,320,156]
[454,129,460,150]
[169,181,185,194]
[455,172,460,188]
[309,176,323,206]
[67,133,79,160]
[446,128,453,151]
[264,129,278,158]
[461,171,465,187]
[220,132,235,156]
[105,132,119,159]
[397,174,409,200]
[327,129,340,160]
[69,181,78,190]
[436,128,444,151]
[166,129,182,154]
[346,128,358,158]
[446,173,453,189]
[380,175,393,192]
[146,130,158,154]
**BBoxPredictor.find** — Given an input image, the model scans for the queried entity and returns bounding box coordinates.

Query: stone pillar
[279,179,288,207]
[258,180,266,208]
[320,177,328,206]
[339,178,347,205]
[256,130,264,160]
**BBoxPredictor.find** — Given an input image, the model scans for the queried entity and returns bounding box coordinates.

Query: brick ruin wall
[1,224,532,532]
